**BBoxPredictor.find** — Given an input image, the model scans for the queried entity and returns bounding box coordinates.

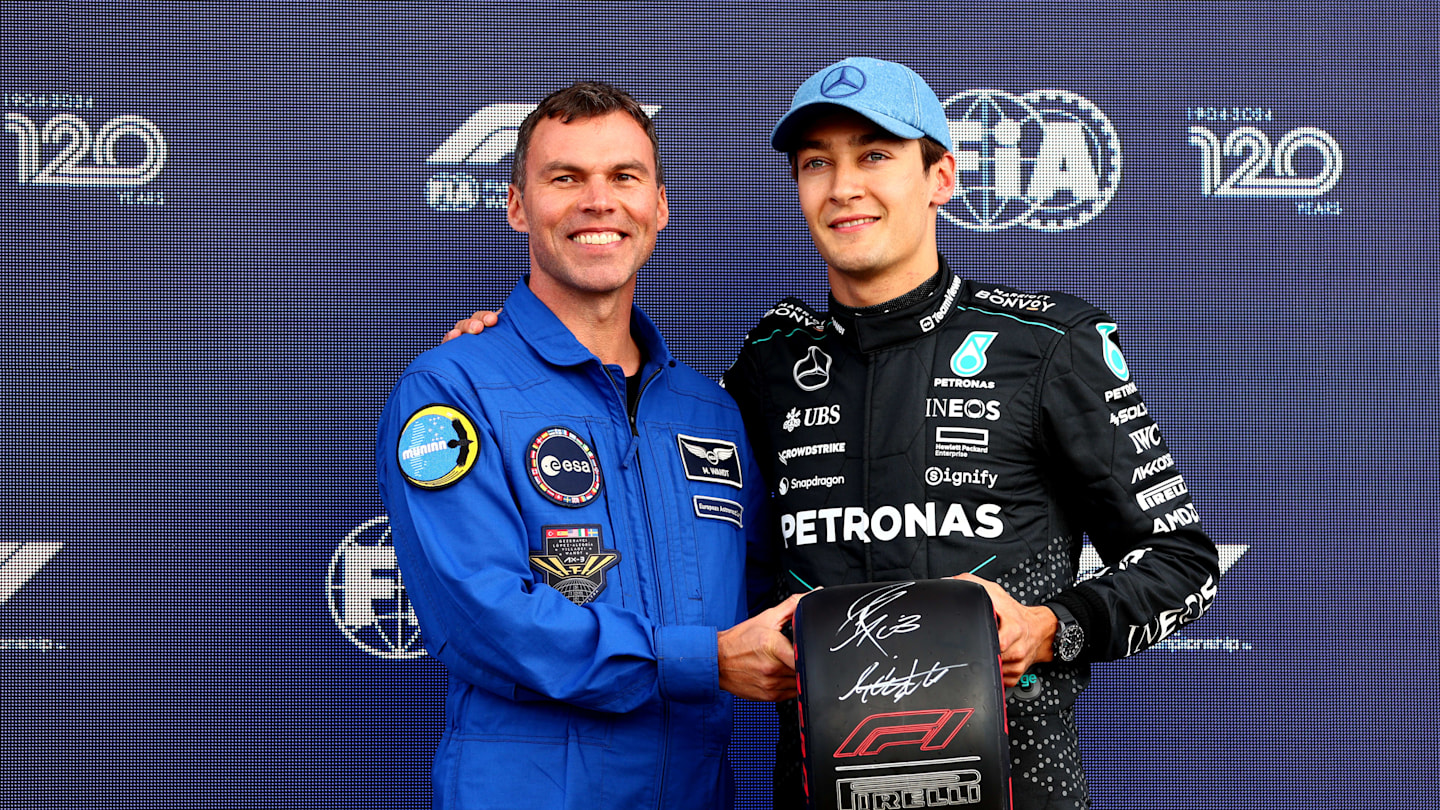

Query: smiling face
[507,111,668,301]
[792,109,955,304]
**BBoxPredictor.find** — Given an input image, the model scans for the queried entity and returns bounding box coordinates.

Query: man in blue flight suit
[378,81,802,810]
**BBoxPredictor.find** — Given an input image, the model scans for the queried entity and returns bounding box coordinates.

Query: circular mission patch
[527,426,602,507]
[396,404,479,490]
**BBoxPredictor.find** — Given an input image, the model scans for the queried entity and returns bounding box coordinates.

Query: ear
[930,151,957,207]
[506,184,528,233]
[656,184,669,232]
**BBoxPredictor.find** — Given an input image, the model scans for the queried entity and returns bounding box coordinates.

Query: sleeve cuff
[654,624,719,705]
[1047,587,1111,663]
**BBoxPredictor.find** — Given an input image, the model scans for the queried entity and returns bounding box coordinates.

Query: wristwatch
[1049,604,1084,663]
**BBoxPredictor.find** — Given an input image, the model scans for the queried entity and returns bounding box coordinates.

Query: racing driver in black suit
[720,58,1221,810]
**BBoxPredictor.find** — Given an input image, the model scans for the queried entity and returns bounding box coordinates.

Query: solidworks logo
[0,542,63,606]
[835,709,974,758]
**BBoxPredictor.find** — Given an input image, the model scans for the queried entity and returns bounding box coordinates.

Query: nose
[578,175,615,213]
[829,161,865,204]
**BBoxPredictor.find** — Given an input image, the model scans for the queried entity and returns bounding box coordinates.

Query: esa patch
[529,525,619,606]
[676,434,743,488]
[693,495,743,528]
[397,404,479,490]
[527,426,602,507]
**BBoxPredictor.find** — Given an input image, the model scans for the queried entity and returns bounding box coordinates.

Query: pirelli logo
[1136,475,1189,511]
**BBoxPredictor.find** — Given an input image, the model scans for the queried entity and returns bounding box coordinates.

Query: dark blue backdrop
[5,3,1436,808]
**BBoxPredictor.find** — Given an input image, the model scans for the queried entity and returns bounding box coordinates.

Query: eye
[862,150,889,162]
[800,157,828,170]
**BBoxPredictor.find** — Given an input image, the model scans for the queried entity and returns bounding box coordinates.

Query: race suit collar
[826,254,966,354]
[505,275,676,370]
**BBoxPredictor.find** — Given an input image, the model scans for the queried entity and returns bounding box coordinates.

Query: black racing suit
[722,257,1220,810]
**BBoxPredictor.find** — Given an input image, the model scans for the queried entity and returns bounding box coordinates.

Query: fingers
[765,592,804,627]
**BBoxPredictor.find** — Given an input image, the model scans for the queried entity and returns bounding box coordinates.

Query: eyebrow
[795,129,905,152]
[536,159,652,177]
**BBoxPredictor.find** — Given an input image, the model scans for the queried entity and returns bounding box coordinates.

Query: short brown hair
[510,81,663,188]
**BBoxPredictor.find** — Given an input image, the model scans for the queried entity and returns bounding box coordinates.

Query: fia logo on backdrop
[941,89,1122,232]
[327,516,426,660]
[424,102,661,214]
[4,90,168,206]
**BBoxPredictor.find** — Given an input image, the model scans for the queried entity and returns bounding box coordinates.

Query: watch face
[1056,623,1084,662]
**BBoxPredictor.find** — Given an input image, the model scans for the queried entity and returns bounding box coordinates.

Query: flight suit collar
[504,276,676,371]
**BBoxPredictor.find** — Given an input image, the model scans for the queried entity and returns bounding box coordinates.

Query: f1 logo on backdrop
[0,542,63,607]
[424,102,661,213]
[940,89,1122,232]
[327,517,426,660]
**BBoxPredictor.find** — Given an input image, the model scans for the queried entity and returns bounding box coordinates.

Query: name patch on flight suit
[397,404,479,490]
[529,525,620,606]
[676,434,743,488]
[527,426,603,507]
[693,496,744,528]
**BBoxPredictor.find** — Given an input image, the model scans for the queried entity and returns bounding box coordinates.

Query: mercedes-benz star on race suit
[723,256,1221,808]
[379,279,772,810]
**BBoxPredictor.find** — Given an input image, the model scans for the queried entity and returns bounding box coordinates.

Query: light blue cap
[771,57,953,152]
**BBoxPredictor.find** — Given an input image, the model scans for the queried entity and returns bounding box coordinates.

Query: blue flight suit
[378,278,770,809]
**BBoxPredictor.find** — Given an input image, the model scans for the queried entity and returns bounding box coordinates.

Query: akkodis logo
[327,517,425,660]
[941,89,1121,232]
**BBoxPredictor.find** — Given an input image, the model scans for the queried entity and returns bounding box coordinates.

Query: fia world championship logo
[940,89,1122,232]
[424,102,661,213]
[327,517,426,660]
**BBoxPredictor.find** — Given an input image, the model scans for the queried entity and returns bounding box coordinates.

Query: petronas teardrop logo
[950,332,998,378]
[1097,323,1130,381]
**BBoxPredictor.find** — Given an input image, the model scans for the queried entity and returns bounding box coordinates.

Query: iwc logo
[327,517,426,660]
[941,89,1121,232]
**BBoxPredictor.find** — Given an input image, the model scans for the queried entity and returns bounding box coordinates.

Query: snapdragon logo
[327,517,426,660]
[940,89,1121,232]
[424,101,661,213]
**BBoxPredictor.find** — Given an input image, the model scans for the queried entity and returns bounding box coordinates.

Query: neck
[528,274,643,374]
[827,235,941,309]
